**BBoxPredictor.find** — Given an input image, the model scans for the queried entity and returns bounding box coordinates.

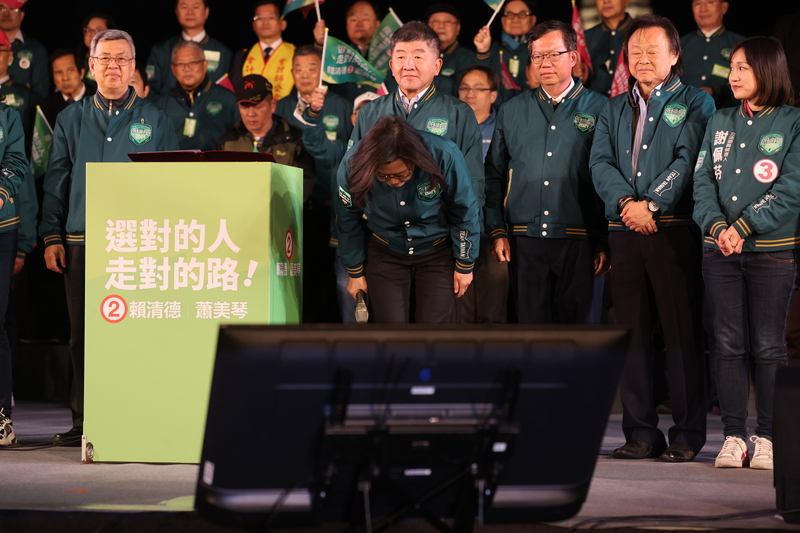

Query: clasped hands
[716,226,744,256]
[621,200,657,235]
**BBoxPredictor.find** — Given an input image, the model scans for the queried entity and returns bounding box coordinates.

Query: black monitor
[195,324,630,530]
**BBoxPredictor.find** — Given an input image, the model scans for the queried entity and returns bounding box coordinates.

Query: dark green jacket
[584,14,634,97]
[336,131,480,277]
[693,104,800,251]
[155,78,238,151]
[485,80,608,243]
[590,76,716,230]
[475,35,530,102]
[350,85,485,212]
[10,34,49,98]
[0,103,29,241]
[40,91,179,247]
[146,35,233,100]
[680,27,744,108]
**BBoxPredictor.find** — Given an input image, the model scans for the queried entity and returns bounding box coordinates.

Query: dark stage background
[19,0,798,82]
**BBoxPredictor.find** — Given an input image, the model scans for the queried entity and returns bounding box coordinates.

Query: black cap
[235,74,273,104]
[424,3,461,23]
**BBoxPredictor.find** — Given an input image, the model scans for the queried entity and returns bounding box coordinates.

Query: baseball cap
[235,74,273,105]
[1,0,28,10]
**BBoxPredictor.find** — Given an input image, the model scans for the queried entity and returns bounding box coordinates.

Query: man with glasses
[485,21,608,325]
[350,22,483,212]
[473,0,537,102]
[231,0,295,101]
[155,41,237,150]
[680,0,743,108]
[146,0,233,100]
[1,0,48,98]
[40,29,178,447]
[579,0,633,97]
[425,4,473,94]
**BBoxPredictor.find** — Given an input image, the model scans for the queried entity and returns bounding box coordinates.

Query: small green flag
[31,105,53,178]
[322,35,385,88]
[368,9,403,75]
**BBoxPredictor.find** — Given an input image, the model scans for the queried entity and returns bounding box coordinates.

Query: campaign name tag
[204,50,221,72]
[183,118,197,138]
[508,57,520,77]
[711,64,730,79]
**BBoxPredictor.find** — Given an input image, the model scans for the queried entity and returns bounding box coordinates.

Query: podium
[83,158,303,463]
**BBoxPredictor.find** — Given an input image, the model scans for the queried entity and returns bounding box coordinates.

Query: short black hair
[253,0,281,15]
[293,44,321,61]
[390,20,440,55]
[459,64,499,92]
[624,14,683,79]
[345,0,381,20]
[730,36,794,108]
[48,48,80,77]
[175,0,209,8]
[527,20,577,56]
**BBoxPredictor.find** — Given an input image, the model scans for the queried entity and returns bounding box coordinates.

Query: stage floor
[0,401,797,532]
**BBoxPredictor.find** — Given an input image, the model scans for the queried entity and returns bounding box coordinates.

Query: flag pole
[389,6,403,25]
[486,0,507,28]
[315,0,321,21]
[319,27,329,87]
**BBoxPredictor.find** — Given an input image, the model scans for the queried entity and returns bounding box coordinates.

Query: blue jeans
[702,248,796,439]
[0,229,19,415]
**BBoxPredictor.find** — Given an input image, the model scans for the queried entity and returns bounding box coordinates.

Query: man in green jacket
[156,41,238,151]
[40,30,179,446]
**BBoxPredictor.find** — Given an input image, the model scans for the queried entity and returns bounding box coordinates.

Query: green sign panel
[85,161,303,463]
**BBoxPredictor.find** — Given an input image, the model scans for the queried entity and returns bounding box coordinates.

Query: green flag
[322,35,385,88]
[368,8,403,74]
[31,105,52,178]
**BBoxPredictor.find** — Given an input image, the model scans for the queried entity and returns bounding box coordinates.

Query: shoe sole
[749,462,773,470]
[715,459,749,468]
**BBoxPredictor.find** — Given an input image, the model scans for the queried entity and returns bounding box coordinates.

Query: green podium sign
[84,161,302,463]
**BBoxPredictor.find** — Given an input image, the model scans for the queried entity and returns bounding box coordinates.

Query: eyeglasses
[173,59,205,69]
[253,15,279,22]
[502,11,532,19]
[376,171,413,182]
[458,86,492,93]
[92,56,133,66]
[531,50,572,64]
[0,6,20,13]
[83,27,105,34]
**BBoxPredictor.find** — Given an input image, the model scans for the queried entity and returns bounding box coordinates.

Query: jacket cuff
[476,51,491,60]
[709,220,727,240]
[488,228,507,240]
[347,263,365,278]
[43,234,64,247]
[455,260,475,274]
[732,217,753,238]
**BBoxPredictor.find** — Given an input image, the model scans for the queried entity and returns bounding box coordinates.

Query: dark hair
[81,12,117,33]
[347,115,445,209]
[424,3,461,23]
[293,44,321,61]
[730,36,793,108]
[623,14,683,79]
[176,0,209,7]
[504,0,537,15]
[49,48,81,77]
[253,0,281,15]
[345,0,381,19]
[134,62,150,87]
[459,64,499,92]
[527,20,577,56]
[390,21,440,55]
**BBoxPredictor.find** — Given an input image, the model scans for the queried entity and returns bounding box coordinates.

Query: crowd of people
[0,0,797,477]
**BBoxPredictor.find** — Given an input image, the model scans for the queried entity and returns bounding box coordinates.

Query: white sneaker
[715,435,749,468]
[749,436,774,470]
[0,408,16,446]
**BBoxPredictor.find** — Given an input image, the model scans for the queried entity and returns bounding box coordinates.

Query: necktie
[66,98,75,105]
[263,47,273,61]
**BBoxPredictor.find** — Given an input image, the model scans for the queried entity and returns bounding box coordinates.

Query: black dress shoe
[53,427,83,447]
[612,440,664,459]
[659,443,696,462]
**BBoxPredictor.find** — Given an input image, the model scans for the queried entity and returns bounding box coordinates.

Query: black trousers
[608,226,707,452]
[366,241,459,324]
[461,236,509,324]
[64,245,85,429]
[510,236,594,324]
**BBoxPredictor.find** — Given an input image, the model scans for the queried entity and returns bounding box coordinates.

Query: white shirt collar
[260,39,283,52]
[543,78,575,104]
[701,26,722,39]
[62,83,87,102]
[0,75,9,85]
[182,30,207,43]
[7,31,22,44]
[399,85,430,110]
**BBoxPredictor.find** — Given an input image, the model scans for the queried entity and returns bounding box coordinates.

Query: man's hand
[44,244,67,274]
[474,26,491,54]
[314,19,326,46]
[12,256,24,276]
[454,271,473,298]
[621,200,658,235]
[492,237,511,263]
[572,60,589,83]
[593,245,610,277]
[347,275,368,299]
[310,86,327,112]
